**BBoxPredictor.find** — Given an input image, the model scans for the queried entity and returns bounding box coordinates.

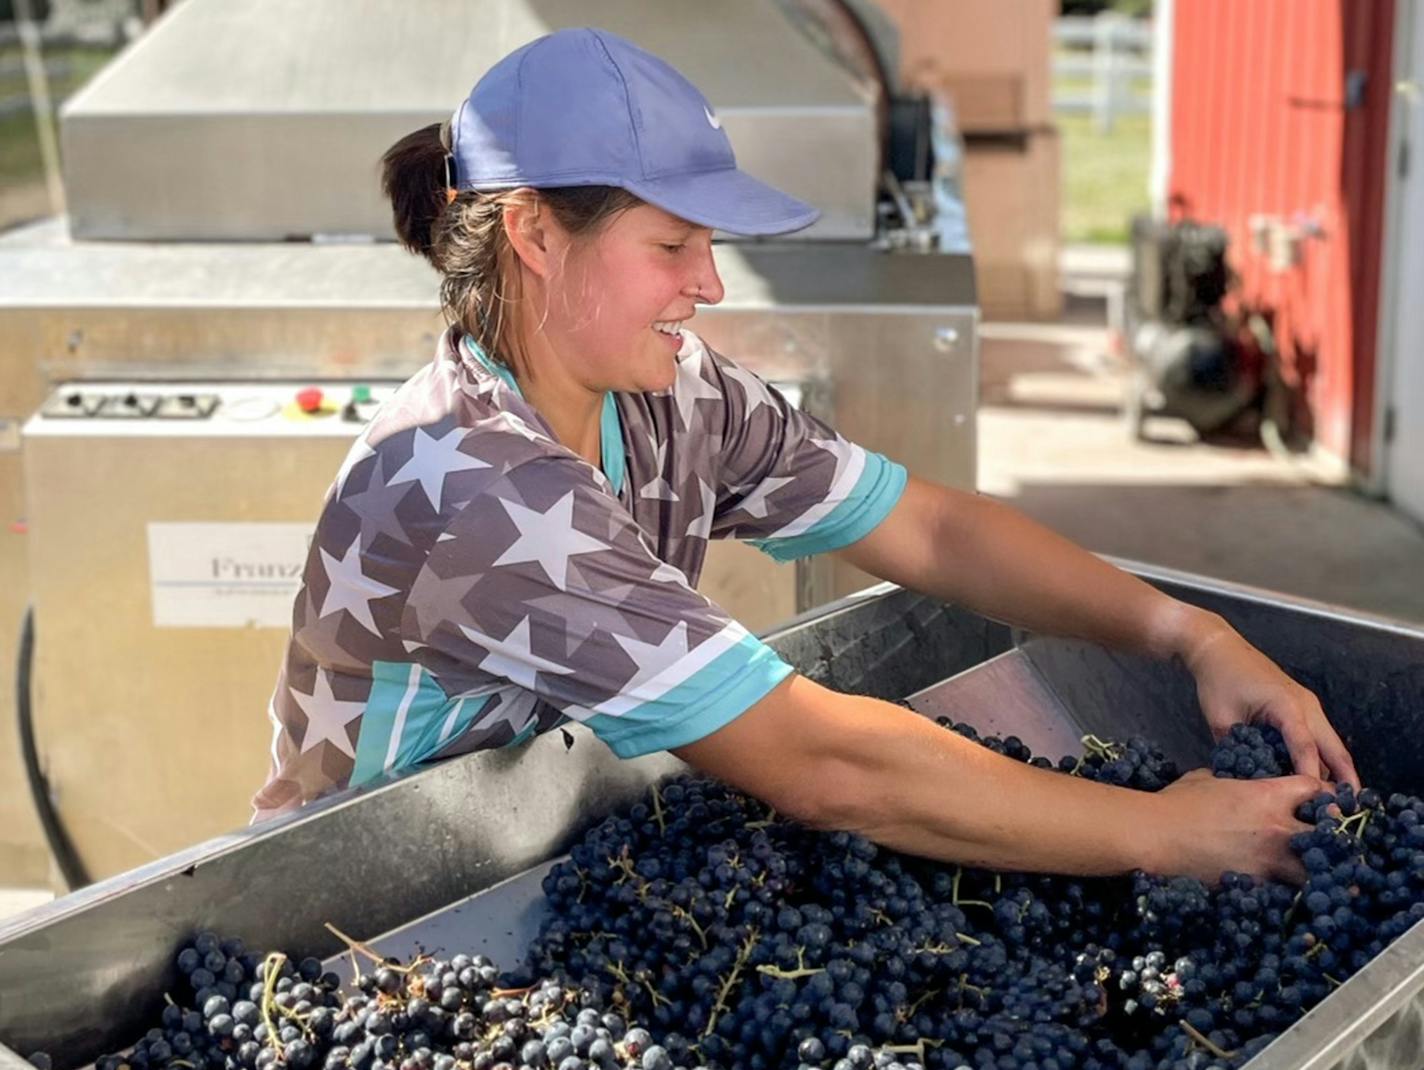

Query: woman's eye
[660,243,686,254]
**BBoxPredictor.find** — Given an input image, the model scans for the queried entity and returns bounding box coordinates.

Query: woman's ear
[503,192,561,280]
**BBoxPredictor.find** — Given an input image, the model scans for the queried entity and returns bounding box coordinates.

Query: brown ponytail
[380,122,449,266]
[379,125,642,371]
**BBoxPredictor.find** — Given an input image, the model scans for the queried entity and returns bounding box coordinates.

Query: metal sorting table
[1,562,1422,1070]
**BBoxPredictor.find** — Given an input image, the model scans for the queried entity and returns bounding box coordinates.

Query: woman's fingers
[1272,705,1325,783]
[1309,702,1361,790]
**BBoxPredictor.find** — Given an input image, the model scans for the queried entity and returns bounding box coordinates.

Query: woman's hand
[1147,769,1324,884]
[1178,612,1360,789]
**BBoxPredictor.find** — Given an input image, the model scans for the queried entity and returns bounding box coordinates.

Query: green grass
[1058,111,1152,246]
[0,45,116,188]
[1053,45,1154,246]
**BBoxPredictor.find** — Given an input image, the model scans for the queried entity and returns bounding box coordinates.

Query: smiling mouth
[651,320,685,336]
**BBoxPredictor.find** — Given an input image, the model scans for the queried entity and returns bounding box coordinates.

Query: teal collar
[462,335,626,496]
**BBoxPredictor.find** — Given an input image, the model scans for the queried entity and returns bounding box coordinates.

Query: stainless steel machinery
[0,0,980,884]
[1,563,1422,1069]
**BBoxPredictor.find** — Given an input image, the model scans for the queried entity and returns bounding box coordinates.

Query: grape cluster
[526,722,1422,1070]
[26,723,1424,1070]
[1210,725,1290,780]
[40,935,681,1070]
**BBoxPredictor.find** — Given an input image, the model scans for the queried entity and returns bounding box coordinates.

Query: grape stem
[650,785,667,836]
[702,929,759,1038]
[905,987,942,1019]
[259,952,286,1057]
[885,1037,942,1062]
[323,922,428,975]
[746,805,778,830]
[755,964,824,979]
[757,948,823,979]
[1281,891,1303,934]
[950,867,993,912]
[1180,1020,1237,1059]
[669,905,709,950]
[1082,734,1125,761]
[955,973,988,1008]
[490,984,538,998]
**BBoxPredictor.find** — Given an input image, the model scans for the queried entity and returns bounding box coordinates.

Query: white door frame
[1372,0,1424,522]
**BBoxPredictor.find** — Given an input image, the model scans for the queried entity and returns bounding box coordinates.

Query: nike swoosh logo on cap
[703,106,722,130]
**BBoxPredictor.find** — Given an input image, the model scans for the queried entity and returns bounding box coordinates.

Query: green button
[351,384,372,404]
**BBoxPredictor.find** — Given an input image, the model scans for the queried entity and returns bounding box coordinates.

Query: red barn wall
[1168,0,1396,470]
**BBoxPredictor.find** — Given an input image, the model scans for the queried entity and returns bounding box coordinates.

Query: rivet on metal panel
[933,326,960,353]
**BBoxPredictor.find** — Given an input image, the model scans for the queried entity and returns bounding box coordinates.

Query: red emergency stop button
[296,387,324,413]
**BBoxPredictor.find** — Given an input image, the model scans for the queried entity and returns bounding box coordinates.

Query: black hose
[15,604,90,891]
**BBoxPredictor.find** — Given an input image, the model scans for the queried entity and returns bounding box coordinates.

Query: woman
[254,28,1357,884]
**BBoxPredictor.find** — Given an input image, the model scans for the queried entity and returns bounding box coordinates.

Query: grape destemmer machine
[0,562,1422,1070]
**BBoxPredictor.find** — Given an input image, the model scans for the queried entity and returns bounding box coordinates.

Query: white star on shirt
[639,439,680,502]
[492,491,611,589]
[333,434,377,498]
[685,477,717,538]
[614,619,691,695]
[649,559,692,587]
[735,475,795,520]
[290,668,366,758]
[486,410,547,445]
[811,434,852,488]
[317,537,401,636]
[463,615,572,690]
[721,362,777,420]
[387,426,490,511]
[470,691,539,737]
[673,348,722,431]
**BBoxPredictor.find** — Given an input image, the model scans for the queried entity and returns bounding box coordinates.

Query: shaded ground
[978,312,1424,626]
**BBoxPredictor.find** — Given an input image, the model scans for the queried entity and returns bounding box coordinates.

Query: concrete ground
[978,309,1424,626]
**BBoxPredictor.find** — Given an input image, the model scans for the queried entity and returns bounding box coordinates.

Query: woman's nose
[689,247,725,306]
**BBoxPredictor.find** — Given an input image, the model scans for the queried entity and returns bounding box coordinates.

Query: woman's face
[543,202,725,394]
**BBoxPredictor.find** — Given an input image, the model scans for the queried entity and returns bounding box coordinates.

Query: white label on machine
[148,522,314,628]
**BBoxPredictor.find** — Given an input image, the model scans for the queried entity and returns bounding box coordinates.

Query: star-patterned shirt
[252,327,907,819]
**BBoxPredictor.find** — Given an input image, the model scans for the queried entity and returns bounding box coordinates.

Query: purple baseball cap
[448,27,820,237]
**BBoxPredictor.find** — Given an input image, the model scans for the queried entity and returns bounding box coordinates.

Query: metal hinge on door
[1346,70,1369,109]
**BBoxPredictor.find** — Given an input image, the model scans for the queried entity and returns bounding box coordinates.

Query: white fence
[1054,13,1154,133]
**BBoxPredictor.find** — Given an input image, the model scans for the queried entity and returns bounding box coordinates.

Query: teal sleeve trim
[585,635,794,759]
[751,453,908,563]
[353,660,492,785]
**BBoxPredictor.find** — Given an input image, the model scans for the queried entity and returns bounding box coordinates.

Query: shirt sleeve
[699,345,907,562]
[403,455,793,759]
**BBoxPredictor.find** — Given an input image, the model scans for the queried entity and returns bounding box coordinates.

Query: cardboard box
[877,0,1054,132]
[961,127,1062,320]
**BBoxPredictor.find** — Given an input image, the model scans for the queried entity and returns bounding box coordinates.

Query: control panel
[27,382,399,438]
